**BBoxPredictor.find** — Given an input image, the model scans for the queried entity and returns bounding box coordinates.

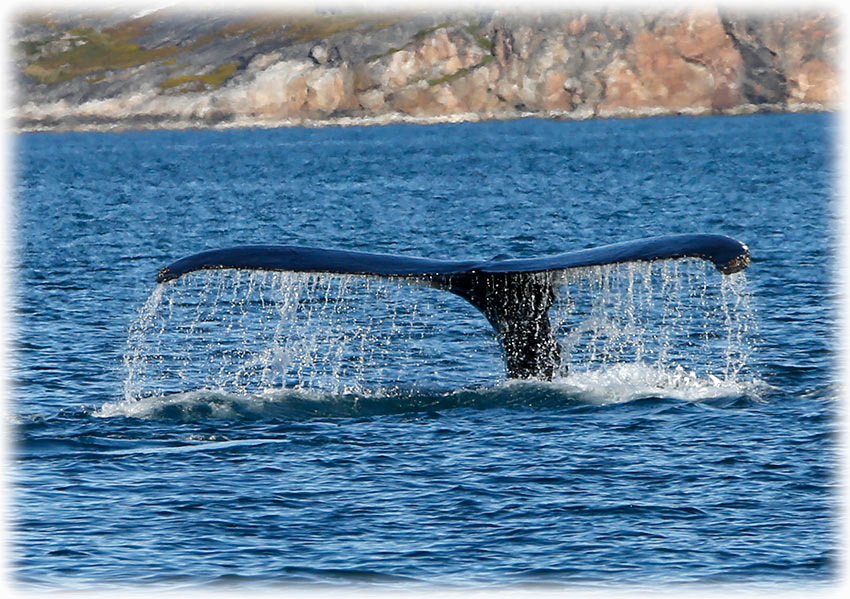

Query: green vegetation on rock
[22,20,181,85]
[427,55,494,87]
[282,14,377,43]
[159,63,239,92]
[367,20,462,63]
[21,12,401,86]
[463,22,493,52]
[412,20,458,41]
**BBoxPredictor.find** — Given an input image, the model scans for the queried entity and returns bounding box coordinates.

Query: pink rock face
[791,60,837,104]
[599,12,743,115]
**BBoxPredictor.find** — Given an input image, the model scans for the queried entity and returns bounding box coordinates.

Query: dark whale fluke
[156,234,750,380]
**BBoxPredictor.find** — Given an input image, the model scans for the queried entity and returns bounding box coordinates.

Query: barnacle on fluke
[719,250,751,275]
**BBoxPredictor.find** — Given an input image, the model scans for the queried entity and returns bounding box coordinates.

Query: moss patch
[280,14,375,44]
[412,21,458,41]
[20,13,250,86]
[22,24,180,85]
[158,62,239,92]
[18,40,47,57]
[427,55,494,86]
[367,20,461,63]
[464,23,493,51]
[20,12,428,87]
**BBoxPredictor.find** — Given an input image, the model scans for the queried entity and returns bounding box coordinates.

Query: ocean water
[9,113,838,591]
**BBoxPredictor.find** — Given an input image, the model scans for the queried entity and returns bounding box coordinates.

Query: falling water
[121,270,502,400]
[550,259,757,400]
[121,259,756,402]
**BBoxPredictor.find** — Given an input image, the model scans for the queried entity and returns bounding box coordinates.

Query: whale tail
[433,271,561,379]
[156,234,750,380]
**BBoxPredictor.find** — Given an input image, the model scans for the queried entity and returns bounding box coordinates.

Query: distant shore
[13,9,838,134]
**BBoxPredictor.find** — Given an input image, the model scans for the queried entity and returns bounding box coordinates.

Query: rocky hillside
[12,8,839,132]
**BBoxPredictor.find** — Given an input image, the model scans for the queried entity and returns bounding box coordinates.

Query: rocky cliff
[12,8,839,132]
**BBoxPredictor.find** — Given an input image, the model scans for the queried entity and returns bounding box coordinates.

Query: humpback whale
[157,233,750,380]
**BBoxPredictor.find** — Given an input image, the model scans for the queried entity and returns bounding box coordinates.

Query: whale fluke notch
[156,234,750,380]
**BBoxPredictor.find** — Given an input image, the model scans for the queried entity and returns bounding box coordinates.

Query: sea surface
[9,113,839,591]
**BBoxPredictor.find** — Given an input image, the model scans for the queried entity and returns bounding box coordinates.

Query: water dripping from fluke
[114,236,758,417]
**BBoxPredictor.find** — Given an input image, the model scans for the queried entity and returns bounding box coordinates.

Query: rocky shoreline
[13,9,839,133]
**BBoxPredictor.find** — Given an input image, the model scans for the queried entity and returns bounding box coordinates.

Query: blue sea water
[9,113,838,591]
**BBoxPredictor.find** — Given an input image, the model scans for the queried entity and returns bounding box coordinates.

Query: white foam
[96,360,773,421]
[95,386,334,419]
[553,362,771,405]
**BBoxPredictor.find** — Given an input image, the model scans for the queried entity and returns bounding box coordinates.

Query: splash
[120,270,502,401]
[552,260,757,382]
[114,259,758,413]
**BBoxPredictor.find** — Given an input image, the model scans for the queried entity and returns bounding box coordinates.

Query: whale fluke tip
[719,248,750,274]
[157,266,174,284]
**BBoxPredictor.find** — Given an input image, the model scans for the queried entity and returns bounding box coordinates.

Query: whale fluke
[156,234,750,380]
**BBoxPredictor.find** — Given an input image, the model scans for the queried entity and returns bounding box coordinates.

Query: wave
[96,362,770,422]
